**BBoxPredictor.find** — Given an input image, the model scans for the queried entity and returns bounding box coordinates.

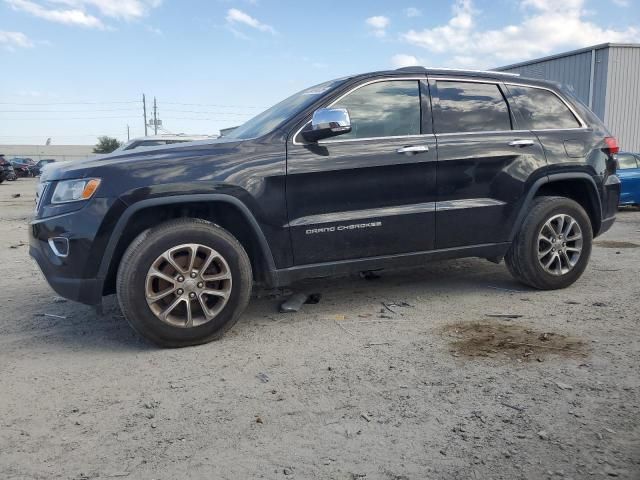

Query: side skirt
[271,242,511,287]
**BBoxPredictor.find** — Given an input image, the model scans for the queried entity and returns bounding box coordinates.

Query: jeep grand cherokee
[30,67,621,347]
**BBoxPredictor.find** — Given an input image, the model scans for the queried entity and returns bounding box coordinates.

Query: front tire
[116,218,252,347]
[505,196,593,290]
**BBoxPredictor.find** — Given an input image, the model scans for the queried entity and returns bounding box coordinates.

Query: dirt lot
[1,177,639,480]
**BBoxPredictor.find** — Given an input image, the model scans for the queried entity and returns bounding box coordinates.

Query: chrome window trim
[432,77,587,133]
[291,76,426,146]
[291,75,589,145]
[318,133,435,145]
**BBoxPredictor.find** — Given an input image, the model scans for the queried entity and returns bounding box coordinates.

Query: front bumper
[30,244,103,304]
[29,197,119,306]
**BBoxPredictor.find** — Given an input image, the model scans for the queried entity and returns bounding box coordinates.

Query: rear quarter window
[507,85,581,130]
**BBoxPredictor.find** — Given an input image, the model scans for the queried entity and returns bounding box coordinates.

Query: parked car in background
[34,159,56,176]
[10,158,37,177]
[0,154,17,183]
[617,152,640,206]
[115,134,215,152]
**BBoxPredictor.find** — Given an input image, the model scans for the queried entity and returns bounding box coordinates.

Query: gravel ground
[1,177,639,480]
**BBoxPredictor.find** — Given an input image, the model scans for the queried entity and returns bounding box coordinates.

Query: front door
[286,78,437,265]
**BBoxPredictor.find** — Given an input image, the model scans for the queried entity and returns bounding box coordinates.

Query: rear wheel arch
[512,173,602,240]
[100,195,276,296]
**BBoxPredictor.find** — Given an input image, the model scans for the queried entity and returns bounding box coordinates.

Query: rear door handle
[397,145,429,154]
[508,140,535,148]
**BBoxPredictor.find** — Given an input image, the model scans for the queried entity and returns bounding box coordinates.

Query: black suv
[30,67,620,347]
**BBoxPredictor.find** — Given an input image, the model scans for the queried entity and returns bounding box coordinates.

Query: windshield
[225,78,347,140]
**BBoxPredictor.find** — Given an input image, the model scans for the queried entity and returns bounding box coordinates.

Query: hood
[40,136,243,182]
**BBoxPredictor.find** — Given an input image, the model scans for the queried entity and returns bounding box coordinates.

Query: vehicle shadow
[12,257,532,351]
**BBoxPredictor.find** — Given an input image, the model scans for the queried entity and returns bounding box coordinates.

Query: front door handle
[508,139,535,148]
[397,145,429,154]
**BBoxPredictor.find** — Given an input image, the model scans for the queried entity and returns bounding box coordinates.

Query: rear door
[429,77,548,249]
[286,77,437,264]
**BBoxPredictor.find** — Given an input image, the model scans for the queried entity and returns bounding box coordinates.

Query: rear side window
[617,153,639,169]
[433,81,512,134]
[507,85,580,130]
[331,80,421,140]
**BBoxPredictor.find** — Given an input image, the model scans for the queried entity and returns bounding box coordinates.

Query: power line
[162,102,265,109]
[0,108,141,113]
[161,109,255,116]
[3,115,142,120]
[0,100,139,105]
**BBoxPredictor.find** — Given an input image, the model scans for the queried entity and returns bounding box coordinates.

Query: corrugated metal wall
[605,46,640,152]
[499,50,596,106]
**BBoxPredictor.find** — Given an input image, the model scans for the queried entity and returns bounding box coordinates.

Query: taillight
[604,136,619,155]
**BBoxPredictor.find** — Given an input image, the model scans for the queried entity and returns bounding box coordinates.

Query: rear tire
[505,196,592,290]
[116,218,253,347]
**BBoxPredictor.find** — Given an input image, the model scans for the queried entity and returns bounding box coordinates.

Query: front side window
[617,153,639,169]
[433,81,512,134]
[507,85,581,130]
[329,80,421,140]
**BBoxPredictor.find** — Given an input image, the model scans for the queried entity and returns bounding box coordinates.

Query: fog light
[48,237,69,258]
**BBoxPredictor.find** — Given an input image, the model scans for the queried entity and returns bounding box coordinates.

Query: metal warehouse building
[496,43,640,152]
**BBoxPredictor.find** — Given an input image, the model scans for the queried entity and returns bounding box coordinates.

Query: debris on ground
[445,321,587,360]
[9,241,25,249]
[485,313,524,319]
[256,372,269,383]
[279,293,309,313]
[53,296,67,304]
[11,193,20,198]
[359,270,381,280]
[360,412,371,422]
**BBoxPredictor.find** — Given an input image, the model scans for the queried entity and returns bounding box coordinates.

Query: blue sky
[1,0,638,145]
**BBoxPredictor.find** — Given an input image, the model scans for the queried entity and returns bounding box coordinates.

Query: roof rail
[395,66,520,77]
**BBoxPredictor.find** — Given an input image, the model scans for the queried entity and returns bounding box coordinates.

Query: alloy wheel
[537,213,583,276]
[145,243,232,328]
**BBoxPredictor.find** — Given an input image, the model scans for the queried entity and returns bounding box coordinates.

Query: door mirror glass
[302,108,352,142]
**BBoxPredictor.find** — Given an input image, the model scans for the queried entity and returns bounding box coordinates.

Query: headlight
[51,178,101,204]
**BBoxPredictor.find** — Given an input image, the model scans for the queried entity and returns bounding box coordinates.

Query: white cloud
[6,0,105,28]
[5,0,162,29]
[390,53,420,68]
[0,30,34,49]
[404,7,422,17]
[226,8,276,34]
[402,0,640,67]
[611,0,629,5]
[366,15,390,37]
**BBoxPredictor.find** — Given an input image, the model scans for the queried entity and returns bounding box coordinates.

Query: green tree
[93,136,122,154]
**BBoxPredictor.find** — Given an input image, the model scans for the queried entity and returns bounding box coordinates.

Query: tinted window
[617,153,639,169]
[434,81,511,134]
[507,85,580,130]
[330,80,421,140]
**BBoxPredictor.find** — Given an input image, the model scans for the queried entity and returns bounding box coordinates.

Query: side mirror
[302,108,352,142]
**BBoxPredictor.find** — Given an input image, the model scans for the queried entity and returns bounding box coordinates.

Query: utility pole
[142,94,148,136]
[153,96,158,135]
[127,124,130,141]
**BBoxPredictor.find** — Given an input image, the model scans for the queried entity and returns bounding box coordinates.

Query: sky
[1,0,639,145]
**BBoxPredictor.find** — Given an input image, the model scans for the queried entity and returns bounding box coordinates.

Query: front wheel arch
[100,195,277,296]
